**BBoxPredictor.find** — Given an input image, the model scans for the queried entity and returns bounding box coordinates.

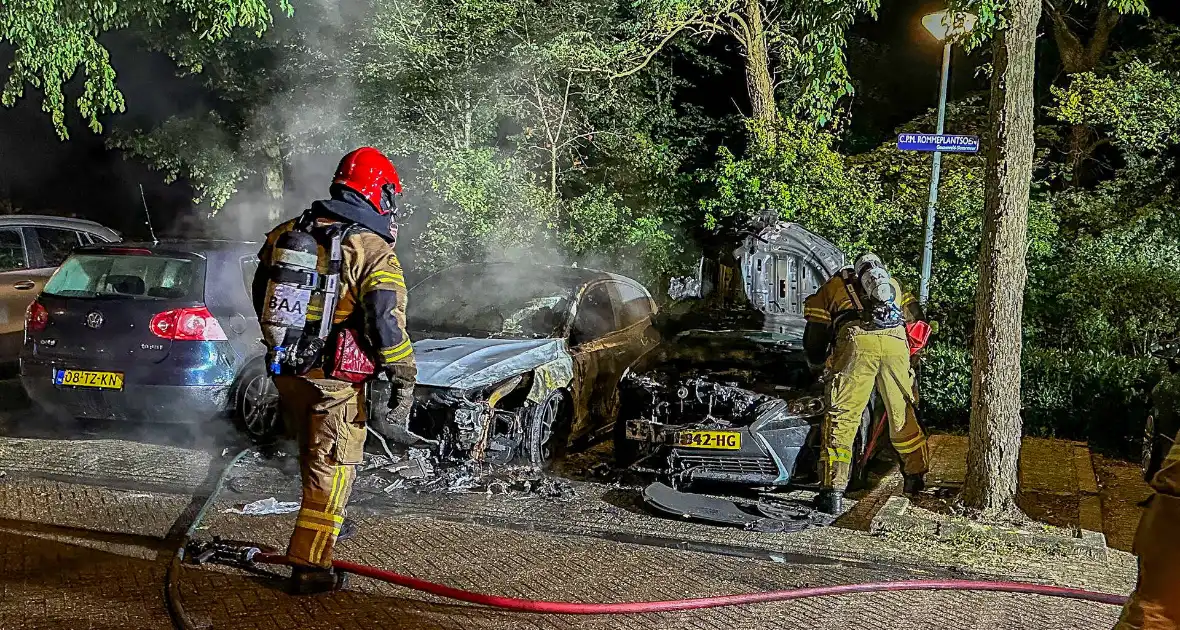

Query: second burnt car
[367,263,659,467]
[616,222,887,490]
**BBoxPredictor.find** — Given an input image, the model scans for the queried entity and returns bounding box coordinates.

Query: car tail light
[25,301,49,333]
[150,306,227,341]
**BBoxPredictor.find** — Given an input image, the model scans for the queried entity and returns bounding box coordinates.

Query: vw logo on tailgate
[85,311,104,329]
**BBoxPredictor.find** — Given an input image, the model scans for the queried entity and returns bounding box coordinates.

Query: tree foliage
[34,0,1180,461]
[109,0,692,285]
[592,0,879,132]
[1,0,292,138]
[1052,58,1180,156]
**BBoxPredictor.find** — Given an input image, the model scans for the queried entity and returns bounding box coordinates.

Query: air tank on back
[260,229,319,374]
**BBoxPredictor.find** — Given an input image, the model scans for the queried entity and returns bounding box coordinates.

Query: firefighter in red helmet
[252,147,417,594]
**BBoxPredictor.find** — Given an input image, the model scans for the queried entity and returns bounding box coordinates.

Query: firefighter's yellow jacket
[802,269,923,366]
[254,216,416,382]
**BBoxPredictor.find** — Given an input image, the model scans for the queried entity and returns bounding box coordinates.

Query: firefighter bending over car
[252,147,417,594]
[1114,427,1180,630]
[803,253,930,515]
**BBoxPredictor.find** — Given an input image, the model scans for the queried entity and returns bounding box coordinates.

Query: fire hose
[166,450,1129,630]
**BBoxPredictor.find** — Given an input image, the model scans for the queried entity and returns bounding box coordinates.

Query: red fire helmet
[332,147,402,214]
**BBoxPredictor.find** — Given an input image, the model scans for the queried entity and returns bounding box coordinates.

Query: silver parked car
[0,215,121,363]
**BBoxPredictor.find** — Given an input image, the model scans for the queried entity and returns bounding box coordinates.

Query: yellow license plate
[54,369,124,390]
[677,430,742,450]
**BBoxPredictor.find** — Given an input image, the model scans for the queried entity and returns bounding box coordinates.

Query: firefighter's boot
[289,566,350,595]
[903,473,926,496]
[816,489,844,515]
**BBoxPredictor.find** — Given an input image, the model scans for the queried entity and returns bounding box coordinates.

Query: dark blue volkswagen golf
[19,240,280,439]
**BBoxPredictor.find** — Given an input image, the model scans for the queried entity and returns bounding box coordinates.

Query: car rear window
[43,254,201,300]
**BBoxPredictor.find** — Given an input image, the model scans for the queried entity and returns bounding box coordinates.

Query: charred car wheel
[525,390,569,469]
[235,362,281,442]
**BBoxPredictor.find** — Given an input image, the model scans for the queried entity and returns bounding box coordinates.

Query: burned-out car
[616,222,885,490]
[617,329,883,489]
[368,263,659,467]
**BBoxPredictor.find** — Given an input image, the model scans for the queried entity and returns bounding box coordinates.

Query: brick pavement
[0,473,1129,630]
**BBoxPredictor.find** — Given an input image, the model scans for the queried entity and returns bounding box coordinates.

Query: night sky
[0,0,1175,239]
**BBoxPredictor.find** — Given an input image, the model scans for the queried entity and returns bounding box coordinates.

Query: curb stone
[870,496,1109,561]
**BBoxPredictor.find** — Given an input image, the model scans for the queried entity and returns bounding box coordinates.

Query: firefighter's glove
[383,382,431,447]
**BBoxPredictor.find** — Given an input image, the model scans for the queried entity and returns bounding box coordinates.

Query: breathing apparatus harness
[260,211,362,376]
[835,263,904,332]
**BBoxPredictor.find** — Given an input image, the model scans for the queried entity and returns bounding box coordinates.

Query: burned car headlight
[787,396,825,416]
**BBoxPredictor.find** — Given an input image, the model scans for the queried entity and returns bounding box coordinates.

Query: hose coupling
[185,536,263,567]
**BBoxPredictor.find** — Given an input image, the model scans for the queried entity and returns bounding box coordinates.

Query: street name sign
[897,133,980,153]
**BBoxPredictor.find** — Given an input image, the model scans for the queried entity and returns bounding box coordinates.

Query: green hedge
[918,342,1165,457]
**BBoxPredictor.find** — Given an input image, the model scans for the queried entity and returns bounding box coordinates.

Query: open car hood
[663,222,845,337]
[412,337,567,391]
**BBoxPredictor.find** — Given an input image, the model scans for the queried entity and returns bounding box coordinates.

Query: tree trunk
[1065,123,1093,185]
[1044,2,1120,187]
[549,146,559,197]
[738,0,776,147]
[261,142,285,223]
[963,0,1040,516]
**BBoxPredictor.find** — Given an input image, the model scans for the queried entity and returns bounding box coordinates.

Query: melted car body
[616,222,884,489]
[367,263,658,467]
[618,329,828,486]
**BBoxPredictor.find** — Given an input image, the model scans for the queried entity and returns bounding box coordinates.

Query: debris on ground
[225,497,301,516]
[224,447,262,466]
[360,452,402,472]
[403,448,435,479]
[642,482,834,532]
[356,448,576,502]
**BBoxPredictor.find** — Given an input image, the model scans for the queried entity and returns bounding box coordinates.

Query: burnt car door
[597,279,660,439]
[566,280,653,443]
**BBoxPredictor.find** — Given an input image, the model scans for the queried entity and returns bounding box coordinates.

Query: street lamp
[917,10,977,307]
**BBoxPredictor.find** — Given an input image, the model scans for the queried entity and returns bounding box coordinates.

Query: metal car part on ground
[366,263,659,468]
[642,481,837,532]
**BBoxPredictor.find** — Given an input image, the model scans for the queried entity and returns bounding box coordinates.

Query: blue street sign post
[910,12,980,307]
[897,133,980,153]
[900,132,982,304]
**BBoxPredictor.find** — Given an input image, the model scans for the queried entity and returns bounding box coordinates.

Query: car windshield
[409,269,575,339]
[43,254,200,300]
